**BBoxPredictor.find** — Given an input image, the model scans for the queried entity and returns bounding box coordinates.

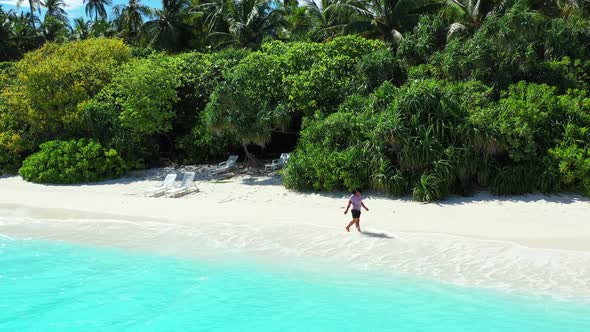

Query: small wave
[2,214,589,302]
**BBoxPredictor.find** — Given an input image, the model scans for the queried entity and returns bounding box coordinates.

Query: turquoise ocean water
[1,236,589,331]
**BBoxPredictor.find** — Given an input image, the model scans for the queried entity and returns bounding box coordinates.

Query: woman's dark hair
[352,188,362,194]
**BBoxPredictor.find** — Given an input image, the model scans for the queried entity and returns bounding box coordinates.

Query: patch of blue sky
[0,0,162,22]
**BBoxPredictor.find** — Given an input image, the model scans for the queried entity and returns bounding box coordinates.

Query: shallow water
[1,237,589,331]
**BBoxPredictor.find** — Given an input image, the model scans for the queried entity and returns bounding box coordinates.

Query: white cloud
[0,0,18,6]
[0,0,85,10]
[63,0,84,10]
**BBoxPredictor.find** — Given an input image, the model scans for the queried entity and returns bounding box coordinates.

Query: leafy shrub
[0,104,32,173]
[1,38,131,140]
[324,35,388,59]
[397,15,448,66]
[0,130,28,173]
[285,79,495,201]
[470,82,564,162]
[488,159,561,195]
[545,15,590,61]
[286,55,359,115]
[76,54,181,168]
[19,139,125,184]
[168,49,248,163]
[538,57,590,92]
[551,142,590,195]
[111,54,180,135]
[355,49,404,93]
[472,84,590,195]
[204,52,286,148]
[174,120,239,164]
[430,3,546,87]
[548,91,590,195]
[172,49,249,121]
[261,40,324,72]
[412,172,447,202]
[283,111,373,191]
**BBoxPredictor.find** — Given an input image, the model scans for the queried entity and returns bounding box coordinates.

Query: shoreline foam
[1,173,590,301]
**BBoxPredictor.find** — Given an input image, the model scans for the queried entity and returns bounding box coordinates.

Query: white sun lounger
[265,153,290,171]
[166,172,198,198]
[211,155,239,175]
[144,173,177,197]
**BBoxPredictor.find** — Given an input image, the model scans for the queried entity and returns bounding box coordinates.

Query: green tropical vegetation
[0,0,589,201]
[19,139,125,183]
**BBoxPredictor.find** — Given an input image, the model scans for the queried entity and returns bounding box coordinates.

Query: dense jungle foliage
[1,0,589,200]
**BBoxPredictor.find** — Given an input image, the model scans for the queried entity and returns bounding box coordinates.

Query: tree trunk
[242,142,262,167]
[28,0,35,27]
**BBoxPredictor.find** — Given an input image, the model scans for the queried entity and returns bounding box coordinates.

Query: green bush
[548,90,590,195]
[430,4,546,87]
[545,15,590,61]
[203,37,392,157]
[169,49,248,163]
[204,52,286,148]
[19,139,126,184]
[324,35,388,59]
[2,22,590,198]
[0,130,27,173]
[537,57,590,92]
[1,38,131,140]
[283,110,373,192]
[397,15,447,66]
[355,49,404,93]
[287,55,359,115]
[0,104,32,173]
[469,82,563,162]
[412,172,447,202]
[111,55,180,135]
[172,49,249,117]
[76,54,180,168]
[284,79,498,201]
[174,120,239,164]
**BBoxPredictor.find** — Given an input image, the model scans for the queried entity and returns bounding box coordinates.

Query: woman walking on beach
[344,189,369,232]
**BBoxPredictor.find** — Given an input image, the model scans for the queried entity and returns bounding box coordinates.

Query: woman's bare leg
[346,218,358,232]
[355,219,361,232]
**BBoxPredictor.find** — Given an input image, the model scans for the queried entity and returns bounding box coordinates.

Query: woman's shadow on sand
[360,231,394,239]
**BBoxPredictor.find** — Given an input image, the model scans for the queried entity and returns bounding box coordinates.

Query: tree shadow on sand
[360,231,394,239]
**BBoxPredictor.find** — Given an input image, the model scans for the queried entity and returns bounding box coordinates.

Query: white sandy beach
[1,169,590,300]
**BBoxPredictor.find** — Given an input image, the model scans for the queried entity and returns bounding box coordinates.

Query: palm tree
[16,0,43,26]
[441,0,501,39]
[0,8,16,60]
[442,0,502,27]
[72,17,91,39]
[40,15,69,41]
[9,12,43,56]
[199,0,289,49]
[113,0,153,43]
[43,0,69,25]
[89,18,116,37]
[345,0,442,43]
[303,0,361,41]
[284,0,313,39]
[142,0,192,51]
[85,0,113,22]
